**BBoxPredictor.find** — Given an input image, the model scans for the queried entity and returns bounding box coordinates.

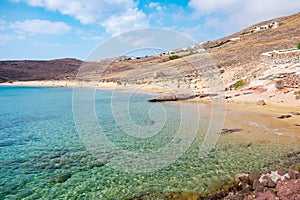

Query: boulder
[248,171,261,183]
[256,100,266,106]
[288,170,300,179]
[276,179,300,200]
[253,191,276,199]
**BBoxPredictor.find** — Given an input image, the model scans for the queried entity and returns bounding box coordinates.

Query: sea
[0,86,299,199]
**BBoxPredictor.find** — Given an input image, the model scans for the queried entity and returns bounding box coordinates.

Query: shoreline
[2,80,299,140]
[1,81,300,199]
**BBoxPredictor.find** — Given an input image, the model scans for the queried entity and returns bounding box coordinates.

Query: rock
[277,170,287,176]
[288,170,300,179]
[256,100,266,106]
[248,171,261,183]
[48,172,71,184]
[253,191,276,200]
[148,94,200,102]
[289,111,300,115]
[259,175,268,187]
[221,128,243,134]
[240,186,252,195]
[206,169,300,200]
[199,94,218,98]
[204,191,228,200]
[253,179,264,192]
[276,179,300,200]
[264,171,290,183]
[267,177,276,188]
[236,173,249,188]
[277,114,292,119]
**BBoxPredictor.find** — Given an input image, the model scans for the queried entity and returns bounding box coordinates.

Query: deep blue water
[0,86,299,199]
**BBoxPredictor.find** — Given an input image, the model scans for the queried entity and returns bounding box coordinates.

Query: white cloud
[0,19,7,30]
[102,8,148,35]
[189,0,300,29]
[12,0,149,34]
[0,33,25,45]
[149,2,163,11]
[10,19,72,35]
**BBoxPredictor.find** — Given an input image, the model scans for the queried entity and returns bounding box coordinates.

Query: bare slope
[0,12,299,87]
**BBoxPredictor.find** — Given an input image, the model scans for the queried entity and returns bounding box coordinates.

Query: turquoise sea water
[0,86,299,199]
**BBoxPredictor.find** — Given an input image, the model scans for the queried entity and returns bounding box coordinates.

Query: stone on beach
[277,114,292,119]
[256,100,266,106]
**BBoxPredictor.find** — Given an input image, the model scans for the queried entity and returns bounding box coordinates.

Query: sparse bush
[232,80,244,89]
[169,55,179,60]
[297,42,300,49]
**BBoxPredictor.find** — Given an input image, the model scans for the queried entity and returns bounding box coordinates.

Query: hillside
[0,12,299,93]
[0,58,82,83]
[205,12,300,86]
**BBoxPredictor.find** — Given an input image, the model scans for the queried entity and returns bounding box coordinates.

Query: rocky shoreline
[129,169,300,200]
[203,170,300,200]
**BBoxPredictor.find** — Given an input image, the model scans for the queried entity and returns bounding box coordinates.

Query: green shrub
[233,80,244,88]
[169,55,179,60]
[297,42,300,49]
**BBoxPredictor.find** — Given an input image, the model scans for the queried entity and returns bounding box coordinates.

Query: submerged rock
[48,172,71,184]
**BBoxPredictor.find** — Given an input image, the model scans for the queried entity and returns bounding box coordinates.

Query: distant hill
[0,58,82,83]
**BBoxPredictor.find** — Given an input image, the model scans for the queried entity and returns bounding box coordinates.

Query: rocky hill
[0,12,299,93]
[0,58,82,83]
[205,12,300,87]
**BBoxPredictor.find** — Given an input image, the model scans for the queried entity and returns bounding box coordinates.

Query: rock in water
[48,172,71,184]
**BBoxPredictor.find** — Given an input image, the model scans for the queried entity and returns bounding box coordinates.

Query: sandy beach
[2,80,299,140]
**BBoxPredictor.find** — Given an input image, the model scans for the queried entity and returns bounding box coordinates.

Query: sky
[0,0,300,60]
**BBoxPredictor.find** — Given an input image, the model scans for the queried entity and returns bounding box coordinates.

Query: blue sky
[0,0,300,60]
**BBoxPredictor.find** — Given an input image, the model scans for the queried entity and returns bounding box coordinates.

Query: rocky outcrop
[261,49,300,65]
[205,170,300,200]
[148,93,220,102]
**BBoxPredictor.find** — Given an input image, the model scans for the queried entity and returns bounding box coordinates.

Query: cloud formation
[189,0,300,29]
[10,19,72,35]
[12,0,149,34]
[102,8,148,35]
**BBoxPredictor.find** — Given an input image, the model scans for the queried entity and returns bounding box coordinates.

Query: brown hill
[0,12,299,88]
[205,12,300,84]
[0,58,82,83]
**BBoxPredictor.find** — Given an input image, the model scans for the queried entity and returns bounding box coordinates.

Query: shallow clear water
[0,86,299,199]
